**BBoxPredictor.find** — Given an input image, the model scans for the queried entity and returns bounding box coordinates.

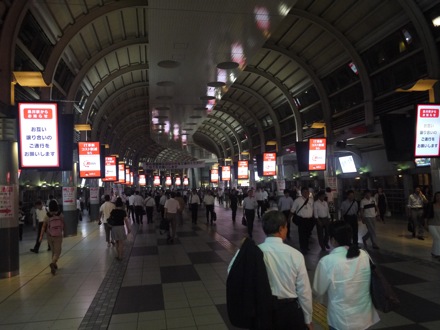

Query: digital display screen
[210,169,219,183]
[415,158,431,167]
[339,155,357,173]
[263,152,276,176]
[153,175,161,186]
[415,104,440,157]
[309,138,326,170]
[222,166,231,181]
[18,102,60,168]
[118,163,125,183]
[175,177,181,186]
[125,168,130,185]
[165,176,172,186]
[183,177,189,185]
[237,160,249,179]
[78,142,101,178]
[102,156,117,181]
[139,174,146,186]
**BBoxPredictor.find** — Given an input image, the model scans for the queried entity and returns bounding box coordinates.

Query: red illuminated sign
[165,176,172,186]
[18,102,60,168]
[237,160,248,179]
[139,174,146,186]
[102,156,117,182]
[309,138,327,170]
[415,104,440,157]
[153,175,161,186]
[118,163,125,183]
[222,166,231,181]
[210,169,219,183]
[175,177,181,186]
[125,168,130,185]
[263,153,276,176]
[183,177,189,186]
[78,142,101,178]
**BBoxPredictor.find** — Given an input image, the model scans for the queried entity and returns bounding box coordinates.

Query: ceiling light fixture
[74,124,92,131]
[200,95,216,101]
[207,81,226,88]
[194,107,208,111]
[433,16,440,27]
[217,61,239,70]
[157,60,180,68]
[156,81,175,87]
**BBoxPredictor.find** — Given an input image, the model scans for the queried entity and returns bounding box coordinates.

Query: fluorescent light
[433,16,440,27]
[74,124,91,131]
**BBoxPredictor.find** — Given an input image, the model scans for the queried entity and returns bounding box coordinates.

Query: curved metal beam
[193,132,223,160]
[262,44,332,140]
[64,36,149,114]
[42,0,148,84]
[206,117,241,157]
[289,8,374,127]
[231,83,282,149]
[200,121,235,158]
[244,66,303,141]
[81,64,148,122]
[196,128,228,159]
[220,96,265,153]
[398,0,440,78]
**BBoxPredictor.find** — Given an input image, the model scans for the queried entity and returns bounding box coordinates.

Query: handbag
[241,216,247,226]
[368,255,400,313]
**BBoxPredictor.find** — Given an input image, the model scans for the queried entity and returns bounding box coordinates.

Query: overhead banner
[139,174,146,186]
[183,177,189,186]
[102,156,117,182]
[237,160,249,179]
[175,177,181,186]
[210,169,219,183]
[125,168,130,185]
[309,138,327,170]
[222,166,231,181]
[415,104,440,157]
[78,142,101,178]
[18,102,60,168]
[153,175,161,186]
[263,152,276,176]
[142,160,205,170]
[118,163,125,183]
[165,176,172,186]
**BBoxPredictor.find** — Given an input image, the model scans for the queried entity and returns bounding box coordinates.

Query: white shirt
[164,198,180,214]
[203,195,215,205]
[99,201,116,223]
[133,194,144,206]
[190,193,200,204]
[35,207,47,223]
[314,199,330,218]
[144,196,156,207]
[408,193,425,209]
[360,197,376,218]
[243,196,258,210]
[128,195,135,206]
[313,247,380,330]
[259,237,313,324]
[278,195,294,212]
[290,196,314,218]
[255,190,266,201]
[159,195,167,206]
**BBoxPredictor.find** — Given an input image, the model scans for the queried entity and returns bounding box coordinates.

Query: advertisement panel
[165,176,172,186]
[237,160,249,179]
[175,177,181,186]
[78,142,101,178]
[183,177,189,186]
[118,163,125,183]
[309,138,327,170]
[263,153,276,176]
[62,187,75,207]
[153,175,161,186]
[415,104,440,157]
[222,166,231,181]
[210,169,219,183]
[18,102,60,168]
[125,168,130,185]
[102,156,117,182]
[139,174,146,186]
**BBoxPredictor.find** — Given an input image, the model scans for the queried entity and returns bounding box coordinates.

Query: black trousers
[297,217,314,251]
[282,210,291,238]
[146,206,154,223]
[191,203,198,223]
[245,209,256,237]
[33,222,46,251]
[134,206,144,224]
[316,217,330,249]
[344,214,358,245]
[271,297,306,330]
[231,205,238,221]
[205,204,214,223]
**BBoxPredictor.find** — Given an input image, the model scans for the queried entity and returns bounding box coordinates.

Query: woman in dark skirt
[109,198,131,260]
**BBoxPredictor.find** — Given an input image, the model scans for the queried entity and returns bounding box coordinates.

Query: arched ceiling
[7,0,440,169]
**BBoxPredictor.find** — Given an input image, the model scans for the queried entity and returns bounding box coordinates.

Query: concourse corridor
[0,202,440,330]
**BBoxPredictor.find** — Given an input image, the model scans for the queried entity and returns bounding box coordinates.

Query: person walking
[374,188,388,223]
[242,189,258,238]
[230,189,239,222]
[99,194,115,247]
[109,198,131,261]
[407,186,429,240]
[427,191,440,259]
[360,190,380,249]
[278,189,294,240]
[30,200,49,253]
[189,189,201,224]
[340,190,359,246]
[314,190,331,251]
[39,200,65,275]
[164,192,180,243]
[133,191,145,225]
[175,192,185,226]
[313,222,380,330]
[203,190,216,225]
[144,193,156,224]
[290,187,314,254]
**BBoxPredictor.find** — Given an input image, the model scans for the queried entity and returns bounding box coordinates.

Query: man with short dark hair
[259,211,313,329]
[99,194,115,247]
[133,191,145,225]
[340,190,359,245]
[278,189,294,240]
[290,187,314,254]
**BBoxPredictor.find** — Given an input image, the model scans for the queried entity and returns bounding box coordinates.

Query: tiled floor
[0,203,439,329]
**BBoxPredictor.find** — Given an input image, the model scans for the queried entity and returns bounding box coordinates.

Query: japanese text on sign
[309,138,327,170]
[0,186,14,218]
[415,104,440,157]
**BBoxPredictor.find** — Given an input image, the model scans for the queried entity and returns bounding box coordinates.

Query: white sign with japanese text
[415,104,440,157]
[0,186,14,219]
[309,138,327,170]
[62,187,76,206]
[90,187,99,202]
[78,142,101,178]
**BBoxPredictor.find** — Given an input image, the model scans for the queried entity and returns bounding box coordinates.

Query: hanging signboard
[263,152,276,176]
[222,166,231,181]
[153,175,161,186]
[102,156,118,182]
[139,174,146,186]
[118,163,125,183]
[175,177,181,186]
[18,102,60,168]
[78,142,101,178]
[183,177,189,186]
[309,138,327,170]
[210,169,219,183]
[415,104,440,157]
[237,160,249,179]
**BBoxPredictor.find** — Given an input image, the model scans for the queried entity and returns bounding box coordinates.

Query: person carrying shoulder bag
[340,190,359,246]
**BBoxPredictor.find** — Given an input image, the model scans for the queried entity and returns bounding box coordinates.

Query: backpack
[47,215,63,237]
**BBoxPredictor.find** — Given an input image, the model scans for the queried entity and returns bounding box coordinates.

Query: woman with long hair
[428,191,440,259]
[313,222,379,330]
[109,198,131,260]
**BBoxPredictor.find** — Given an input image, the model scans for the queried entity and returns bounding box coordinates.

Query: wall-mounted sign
[210,169,219,183]
[237,160,249,179]
[263,152,276,176]
[118,163,125,183]
[222,166,231,181]
[153,175,161,186]
[78,142,101,178]
[139,174,146,186]
[175,177,181,186]
[309,138,326,170]
[18,102,60,168]
[415,104,440,157]
[102,156,117,182]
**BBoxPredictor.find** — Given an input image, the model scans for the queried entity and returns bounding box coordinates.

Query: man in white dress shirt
[290,187,314,254]
[313,190,330,251]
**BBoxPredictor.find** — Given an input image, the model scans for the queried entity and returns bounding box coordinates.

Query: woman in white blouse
[313,222,380,330]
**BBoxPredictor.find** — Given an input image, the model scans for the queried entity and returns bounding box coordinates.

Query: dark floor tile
[392,287,440,323]
[147,228,156,234]
[130,246,158,256]
[378,266,427,286]
[160,265,201,283]
[207,242,226,251]
[216,304,243,330]
[187,251,224,264]
[176,231,198,237]
[113,284,164,314]
[368,251,407,264]
[157,238,181,245]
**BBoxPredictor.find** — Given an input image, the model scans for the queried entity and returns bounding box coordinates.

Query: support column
[89,181,100,221]
[62,166,78,237]
[0,119,19,278]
